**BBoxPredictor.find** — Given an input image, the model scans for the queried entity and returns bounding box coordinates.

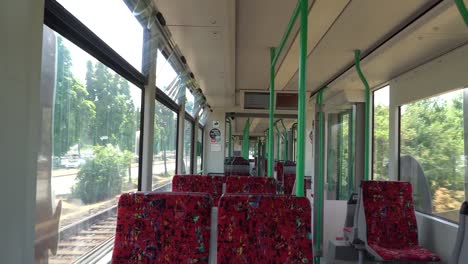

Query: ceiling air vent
[243,92,269,110]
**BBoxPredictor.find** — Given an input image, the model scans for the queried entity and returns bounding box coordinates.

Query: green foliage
[53,36,139,158]
[400,93,465,196]
[373,105,390,180]
[72,145,132,204]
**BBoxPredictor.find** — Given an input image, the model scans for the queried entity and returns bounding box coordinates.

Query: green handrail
[226,119,232,159]
[271,2,301,67]
[280,119,288,161]
[315,89,324,264]
[455,0,468,27]
[242,118,250,159]
[268,48,276,178]
[296,0,308,197]
[354,49,370,181]
[274,119,282,160]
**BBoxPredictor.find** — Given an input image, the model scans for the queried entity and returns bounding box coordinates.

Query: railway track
[49,182,172,264]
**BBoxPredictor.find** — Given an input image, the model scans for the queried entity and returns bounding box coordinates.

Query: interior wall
[388,42,468,263]
[204,109,226,174]
[0,0,45,262]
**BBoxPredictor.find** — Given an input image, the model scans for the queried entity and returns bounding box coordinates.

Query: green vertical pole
[337,113,343,199]
[315,90,324,264]
[242,118,250,159]
[280,119,288,160]
[268,48,276,177]
[274,122,281,160]
[226,119,232,159]
[354,50,370,181]
[296,0,308,197]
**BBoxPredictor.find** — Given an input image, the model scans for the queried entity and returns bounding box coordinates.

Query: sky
[56,0,144,108]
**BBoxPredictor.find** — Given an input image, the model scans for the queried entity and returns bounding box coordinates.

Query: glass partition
[326,107,356,200]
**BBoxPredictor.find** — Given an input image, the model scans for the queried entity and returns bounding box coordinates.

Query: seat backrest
[225,176,277,194]
[284,173,296,195]
[450,201,468,264]
[112,192,213,263]
[172,175,225,202]
[217,194,313,263]
[360,181,419,249]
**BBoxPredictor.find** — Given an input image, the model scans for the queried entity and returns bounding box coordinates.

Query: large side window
[372,86,390,180]
[400,89,466,223]
[153,101,178,188]
[38,27,141,262]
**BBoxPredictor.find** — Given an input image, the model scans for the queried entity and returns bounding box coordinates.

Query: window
[184,119,194,174]
[37,26,141,262]
[185,87,196,116]
[57,0,143,71]
[373,86,390,180]
[156,50,186,104]
[197,127,203,173]
[153,101,178,188]
[400,89,466,223]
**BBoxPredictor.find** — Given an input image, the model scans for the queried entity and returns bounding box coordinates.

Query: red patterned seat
[283,173,296,195]
[360,181,440,262]
[112,192,213,263]
[172,175,225,202]
[217,194,313,263]
[225,176,277,194]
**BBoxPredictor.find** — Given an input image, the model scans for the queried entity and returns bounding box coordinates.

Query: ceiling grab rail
[354,49,371,181]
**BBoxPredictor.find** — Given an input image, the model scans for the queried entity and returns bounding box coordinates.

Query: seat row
[111,192,313,263]
[172,175,277,202]
[342,181,440,263]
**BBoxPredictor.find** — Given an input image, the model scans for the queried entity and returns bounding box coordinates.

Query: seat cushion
[217,194,313,263]
[112,192,212,263]
[369,244,441,262]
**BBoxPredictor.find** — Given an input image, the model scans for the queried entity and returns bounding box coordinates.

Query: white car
[61,158,80,169]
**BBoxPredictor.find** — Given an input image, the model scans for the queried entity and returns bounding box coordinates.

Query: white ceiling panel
[283,0,439,92]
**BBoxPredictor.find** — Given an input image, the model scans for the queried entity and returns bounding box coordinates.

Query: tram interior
[5,0,468,263]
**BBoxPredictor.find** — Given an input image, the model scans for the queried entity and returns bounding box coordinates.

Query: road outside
[52,159,176,195]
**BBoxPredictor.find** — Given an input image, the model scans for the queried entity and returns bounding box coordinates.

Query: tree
[53,37,95,157]
[72,145,132,204]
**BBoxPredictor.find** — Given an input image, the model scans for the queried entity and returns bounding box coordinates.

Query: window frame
[198,124,205,173]
[184,114,195,174]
